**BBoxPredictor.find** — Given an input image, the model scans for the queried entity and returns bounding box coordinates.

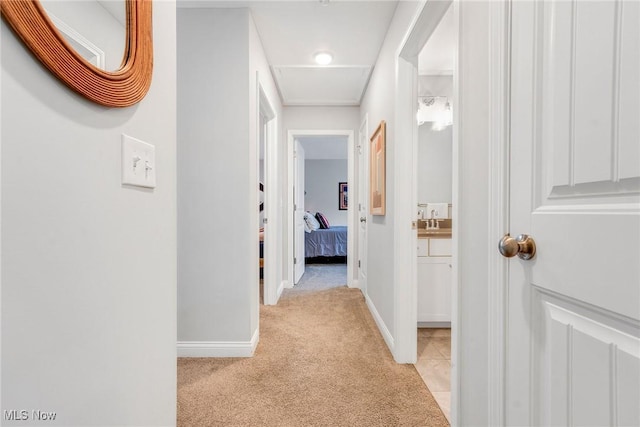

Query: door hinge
[358,260,361,268]
[263,218,268,224]
[294,203,297,210]
[294,257,297,265]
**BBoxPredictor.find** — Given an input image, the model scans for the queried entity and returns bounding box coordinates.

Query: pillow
[315,212,330,229]
[303,212,320,232]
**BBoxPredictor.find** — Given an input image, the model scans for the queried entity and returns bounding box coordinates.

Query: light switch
[122,134,156,188]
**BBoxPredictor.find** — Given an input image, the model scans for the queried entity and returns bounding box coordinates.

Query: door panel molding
[532,285,640,426]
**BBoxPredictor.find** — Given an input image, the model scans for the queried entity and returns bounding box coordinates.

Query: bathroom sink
[417,219,452,237]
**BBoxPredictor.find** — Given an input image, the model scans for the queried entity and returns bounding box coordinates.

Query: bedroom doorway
[286,130,356,289]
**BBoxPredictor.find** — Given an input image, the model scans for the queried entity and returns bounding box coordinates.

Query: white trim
[177,329,259,358]
[393,0,453,365]
[393,56,418,364]
[365,294,395,352]
[286,129,356,289]
[47,12,106,69]
[258,80,280,306]
[450,1,462,425]
[487,1,511,425]
[357,115,369,295]
[346,131,356,288]
[277,281,285,300]
[286,133,295,288]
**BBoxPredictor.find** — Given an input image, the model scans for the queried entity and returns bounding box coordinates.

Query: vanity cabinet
[417,237,452,324]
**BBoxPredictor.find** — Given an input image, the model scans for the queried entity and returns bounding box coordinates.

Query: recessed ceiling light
[314,52,333,66]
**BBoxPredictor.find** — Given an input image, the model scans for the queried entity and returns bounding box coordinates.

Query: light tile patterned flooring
[415,328,451,423]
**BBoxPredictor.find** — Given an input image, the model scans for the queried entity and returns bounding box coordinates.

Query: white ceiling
[297,135,348,159]
[178,0,398,106]
[97,0,126,26]
[418,4,454,76]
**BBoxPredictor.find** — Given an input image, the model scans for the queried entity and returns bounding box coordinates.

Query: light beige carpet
[178,276,449,426]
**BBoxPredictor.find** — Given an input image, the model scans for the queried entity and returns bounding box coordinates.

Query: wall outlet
[122,134,156,188]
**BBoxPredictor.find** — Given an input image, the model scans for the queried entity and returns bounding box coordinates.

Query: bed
[305,226,347,259]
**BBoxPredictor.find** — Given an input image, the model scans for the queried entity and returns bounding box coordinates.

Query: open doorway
[392,0,458,424]
[413,4,455,423]
[287,130,356,290]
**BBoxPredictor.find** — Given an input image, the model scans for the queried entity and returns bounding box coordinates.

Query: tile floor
[415,328,451,423]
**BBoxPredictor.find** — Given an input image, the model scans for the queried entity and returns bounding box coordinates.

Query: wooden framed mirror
[1,0,153,108]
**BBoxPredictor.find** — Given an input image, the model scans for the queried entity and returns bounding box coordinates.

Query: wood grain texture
[1,0,153,108]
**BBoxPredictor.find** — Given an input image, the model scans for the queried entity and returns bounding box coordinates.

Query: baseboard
[349,279,360,289]
[177,328,259,358]
[418,321,451,328]
[277,281,285,300]
[365,293,395,353]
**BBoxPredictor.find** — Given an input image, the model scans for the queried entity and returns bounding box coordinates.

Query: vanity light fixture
[417,96,453,130]
[314,52,333,66]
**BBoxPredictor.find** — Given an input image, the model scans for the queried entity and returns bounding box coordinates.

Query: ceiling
[178,0,398,106]
[97,0,126,26]
[418,4,454,76]
[298,135,348,159]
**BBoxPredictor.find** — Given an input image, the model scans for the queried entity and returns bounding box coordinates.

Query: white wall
[358,1,421,347]
[418,75,453,204]
[1,2,177,425]
[177,8,282,351]
[283,106,360,130]
[418,125,452,204]
[305,160,348,226]
[178,8,250,344]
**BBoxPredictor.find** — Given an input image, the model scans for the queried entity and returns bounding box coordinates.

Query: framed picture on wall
[339,182,348,210]
[370,120,386,215]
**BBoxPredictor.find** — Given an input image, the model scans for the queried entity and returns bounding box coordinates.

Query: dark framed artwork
[370,120,386,215]
[339,182,348,210]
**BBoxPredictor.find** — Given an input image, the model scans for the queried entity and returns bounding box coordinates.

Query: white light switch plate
[122,134,156,188]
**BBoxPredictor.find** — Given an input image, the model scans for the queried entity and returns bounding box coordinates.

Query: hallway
[177,267,448,426]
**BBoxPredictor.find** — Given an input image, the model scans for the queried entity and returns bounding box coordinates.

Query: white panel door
[358,119,368,293]
[506,1,640,425]
[294,140,306,284]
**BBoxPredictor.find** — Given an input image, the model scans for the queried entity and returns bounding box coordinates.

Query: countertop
[417,229,452,238]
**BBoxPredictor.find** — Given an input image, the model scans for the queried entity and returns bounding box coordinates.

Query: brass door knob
[498,234,536,260]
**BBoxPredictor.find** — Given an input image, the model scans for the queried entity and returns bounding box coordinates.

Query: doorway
[286,130,356,289]
[412,4,455,422]
[393,0,458,423]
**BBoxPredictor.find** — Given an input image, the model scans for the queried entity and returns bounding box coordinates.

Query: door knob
[360,217,367,223]
[498,234,536,260]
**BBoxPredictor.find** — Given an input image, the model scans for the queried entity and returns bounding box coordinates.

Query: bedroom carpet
[177,268,449,426]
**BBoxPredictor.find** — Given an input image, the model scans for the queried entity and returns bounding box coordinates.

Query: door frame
[394,1,511,425]
[393,0,452,363]
[258,84,281,305]
[286,129,356,288]
[393,1,457,425]
[356,115,369,293]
